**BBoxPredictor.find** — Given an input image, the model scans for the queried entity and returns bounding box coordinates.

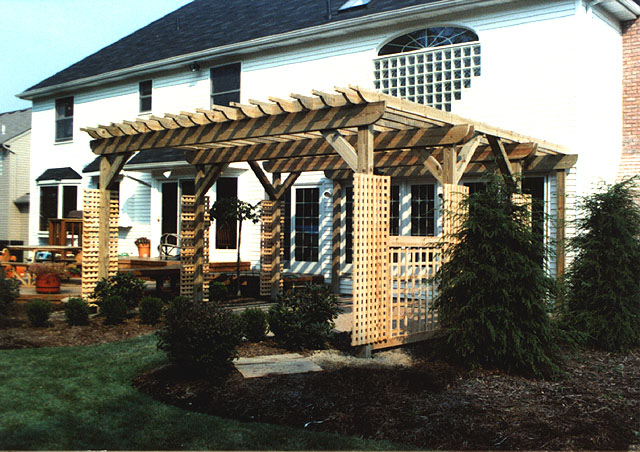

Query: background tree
[434,175,560,378]
[210,198,261,296]
[561,179,640,352]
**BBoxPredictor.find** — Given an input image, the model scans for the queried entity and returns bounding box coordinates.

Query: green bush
[101,295,127,325]
[26,299,53,327]
[561,179,640,352]
[139,296,163,325]
[209,282,228,302]
[157,296,242,375]
[65,297,90,326]
[0,268,20,317]
[434,175,560,378]
[91,273,145,311]
[268,284,339,350]
[240,308,269,342]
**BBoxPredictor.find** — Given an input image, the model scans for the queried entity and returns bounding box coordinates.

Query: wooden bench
[119,266,180,293]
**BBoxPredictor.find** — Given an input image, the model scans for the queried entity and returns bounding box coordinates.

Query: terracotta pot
[137,243,151,258]
[35,273,61,294]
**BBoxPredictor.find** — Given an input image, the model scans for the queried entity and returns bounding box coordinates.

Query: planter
[137,243,151,258]
[35,273,61,294]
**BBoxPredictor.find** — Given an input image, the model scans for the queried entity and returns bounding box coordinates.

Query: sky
[0,0,193,112]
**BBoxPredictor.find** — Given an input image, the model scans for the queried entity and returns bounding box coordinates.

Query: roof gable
[0,109,31,145]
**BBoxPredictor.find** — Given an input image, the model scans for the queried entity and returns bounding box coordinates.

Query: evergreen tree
[434,175,560,378]
[562,179,640,352]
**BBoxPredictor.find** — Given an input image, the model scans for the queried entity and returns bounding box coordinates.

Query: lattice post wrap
[512,193,533,228]
[81,189,119,299]
[388,237,442,340]
[352,173,390,346]
[259,200,282,297]
[442,183,469,251]
[180,195,210,301]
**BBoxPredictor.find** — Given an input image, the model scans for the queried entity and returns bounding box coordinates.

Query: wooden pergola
[83,85,575,349]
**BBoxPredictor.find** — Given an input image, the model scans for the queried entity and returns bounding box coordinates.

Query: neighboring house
[0,109,31,250]
[16,0,640,292]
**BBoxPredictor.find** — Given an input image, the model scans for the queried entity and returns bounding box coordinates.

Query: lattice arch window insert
[374,27,481,112]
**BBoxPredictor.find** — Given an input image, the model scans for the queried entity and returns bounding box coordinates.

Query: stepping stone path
[235,353,323,378]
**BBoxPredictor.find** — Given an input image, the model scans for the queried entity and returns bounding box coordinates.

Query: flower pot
[137,243,151,258]
[35,273,61,294]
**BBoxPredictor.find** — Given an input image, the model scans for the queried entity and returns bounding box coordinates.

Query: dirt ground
[2,304,639,450]
[134,342,640,450]
[0,303,158,349]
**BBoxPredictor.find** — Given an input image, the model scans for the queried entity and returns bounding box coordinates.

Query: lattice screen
[260,200,283,297]
[352,173,390,346]
[442,183,469,247]
[180,195,210,301]
[81,189,118,299]
[388,237,442,339]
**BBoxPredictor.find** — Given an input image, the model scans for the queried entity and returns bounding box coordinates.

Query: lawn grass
[0,335,399,450]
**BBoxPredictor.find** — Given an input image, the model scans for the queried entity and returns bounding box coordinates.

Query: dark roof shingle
[36,167,82,181]
[27,0,441,92]
[83,148,187,173]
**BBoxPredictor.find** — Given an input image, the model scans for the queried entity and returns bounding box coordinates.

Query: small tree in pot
[210,198,260,296]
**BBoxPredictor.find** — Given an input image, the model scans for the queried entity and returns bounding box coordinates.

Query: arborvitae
[562,179,640,352]
[434,175,560,378]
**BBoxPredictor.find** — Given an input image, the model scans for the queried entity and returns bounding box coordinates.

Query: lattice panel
[260,201,275,297]
[180,195,210,300]
[389,237,442,339]
[81,189,119,299]
[352,173,390,346]
[442,183,469,247]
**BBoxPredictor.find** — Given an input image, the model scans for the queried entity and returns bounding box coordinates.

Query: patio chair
[158,233,180,260]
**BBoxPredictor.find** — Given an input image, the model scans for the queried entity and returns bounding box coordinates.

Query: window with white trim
[39,185,78,231]
[55,97,74,142]
[294,187,319,262]
[374,27,480,112]
[211,63,241,107]
[139,80,152,113]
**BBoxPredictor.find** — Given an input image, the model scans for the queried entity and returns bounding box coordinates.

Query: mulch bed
[134,343,640,450]
[0,303,158,349]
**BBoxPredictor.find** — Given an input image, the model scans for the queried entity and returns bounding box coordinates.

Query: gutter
[617,0,640,16]
[17,0,513,100]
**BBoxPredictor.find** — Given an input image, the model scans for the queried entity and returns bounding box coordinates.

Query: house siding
[0,131,30,245]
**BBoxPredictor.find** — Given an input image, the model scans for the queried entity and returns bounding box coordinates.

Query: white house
[17,0,640,293]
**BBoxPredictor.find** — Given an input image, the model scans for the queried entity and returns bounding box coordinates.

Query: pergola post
[331,179,343,294]
[193,163,226,301]
[270,172,282,301]
[97,154,129,281]
[556,169,566,277]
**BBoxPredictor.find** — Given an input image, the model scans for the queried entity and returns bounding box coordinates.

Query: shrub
[434,175,560,379]
[157,296,243,375]
[101,295,127,325]
[0,268,20,317]
[268,284,339,350]
[561,179,640,352]
[65,297,90,326]
[139,296,163,325]
[240,308,269,342]
[209,282,228,302]
[26,299,53,327]
[91,273,145,311]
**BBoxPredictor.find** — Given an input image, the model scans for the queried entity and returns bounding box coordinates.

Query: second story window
[139,80,152,113]
[375,27,480,112]
[55,97,73,142]
[211,63,241,106]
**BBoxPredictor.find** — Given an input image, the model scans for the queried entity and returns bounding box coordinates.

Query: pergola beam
[91,102,387,155]
[321,130,358,171]
[185,124,474,165]
[487,135,515,183]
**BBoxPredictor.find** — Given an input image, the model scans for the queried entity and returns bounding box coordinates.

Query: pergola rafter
[82,85,575,304]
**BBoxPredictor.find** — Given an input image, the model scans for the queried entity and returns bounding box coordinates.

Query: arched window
[374,27,481,112]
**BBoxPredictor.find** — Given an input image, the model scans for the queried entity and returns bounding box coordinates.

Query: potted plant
[28,263,67,294]
[135,237,151,258]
